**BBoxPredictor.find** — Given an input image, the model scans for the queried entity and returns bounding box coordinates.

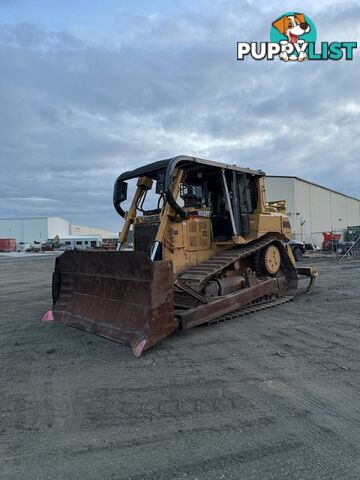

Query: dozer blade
[50,251,176,357]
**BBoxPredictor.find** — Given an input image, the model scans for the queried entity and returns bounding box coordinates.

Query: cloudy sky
[0,0,359,232]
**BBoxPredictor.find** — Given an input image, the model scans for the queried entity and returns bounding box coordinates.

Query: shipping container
[0,238,16,252]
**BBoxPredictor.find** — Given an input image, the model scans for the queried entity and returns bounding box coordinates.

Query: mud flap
[51,251,176,357]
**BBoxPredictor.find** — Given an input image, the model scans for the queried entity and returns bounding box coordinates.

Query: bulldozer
[46,155,318,357]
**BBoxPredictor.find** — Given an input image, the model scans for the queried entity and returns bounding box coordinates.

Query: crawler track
[212,295,294,324]
[174,237,298,328]
[177,237,274,291]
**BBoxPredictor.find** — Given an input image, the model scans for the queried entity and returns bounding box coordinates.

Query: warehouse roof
[267,176,360,202]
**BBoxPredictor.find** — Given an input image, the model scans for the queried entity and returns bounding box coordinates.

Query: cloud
[0,1,359,232]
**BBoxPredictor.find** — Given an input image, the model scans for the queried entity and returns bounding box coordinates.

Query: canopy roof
[118,155,264,182]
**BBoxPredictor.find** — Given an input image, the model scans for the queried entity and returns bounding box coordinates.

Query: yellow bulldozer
[47,156,318,356]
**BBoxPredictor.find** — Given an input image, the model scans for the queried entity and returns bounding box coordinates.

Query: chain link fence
[301,228,360,263]
[338,237,360,263]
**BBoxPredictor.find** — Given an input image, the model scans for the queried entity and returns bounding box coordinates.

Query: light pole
[287,212,300,239]
[299,216,306,243]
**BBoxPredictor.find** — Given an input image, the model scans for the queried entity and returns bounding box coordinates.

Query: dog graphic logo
[271,12,316,62]
[237,14,356,61]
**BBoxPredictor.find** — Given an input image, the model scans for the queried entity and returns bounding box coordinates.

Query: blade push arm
[150,168,183,260]
[117,176,153,251]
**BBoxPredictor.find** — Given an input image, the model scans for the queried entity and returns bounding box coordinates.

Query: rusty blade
[52,251,176,357]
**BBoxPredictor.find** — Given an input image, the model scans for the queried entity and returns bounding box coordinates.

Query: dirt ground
[1,254,360,480]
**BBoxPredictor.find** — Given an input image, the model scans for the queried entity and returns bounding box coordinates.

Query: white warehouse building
[265,176,360,246]
[0,216,115,248]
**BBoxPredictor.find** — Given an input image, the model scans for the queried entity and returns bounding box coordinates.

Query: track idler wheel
[256,243,281,276]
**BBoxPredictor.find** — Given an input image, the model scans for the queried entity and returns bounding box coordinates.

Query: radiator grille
[134,222,159,256]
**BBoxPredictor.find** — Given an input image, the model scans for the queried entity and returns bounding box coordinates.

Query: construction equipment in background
[46,156,318,357]
[322,232,341,251]
[346,225,360,242]
[266,200,287,216]
[101,238,121,250]
[285,239,306,261]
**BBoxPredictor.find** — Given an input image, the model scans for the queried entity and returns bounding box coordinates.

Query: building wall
[265,177,296,215]
[313,187,331,239]
[0,217,112,246]
[266,177,360,246]
[0,217,48,245]
[48,217,70,239]
[347,197,360,226]
[293,180,313,241]
[265,177,299,238]
[70,223,114,239]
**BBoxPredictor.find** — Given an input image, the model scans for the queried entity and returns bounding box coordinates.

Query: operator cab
[113,156,263,256]
[178,168,258,241]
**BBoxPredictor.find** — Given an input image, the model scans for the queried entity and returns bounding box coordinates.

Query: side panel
[163,218,214,273]
[249,213,290,240]
[184,217,211,252]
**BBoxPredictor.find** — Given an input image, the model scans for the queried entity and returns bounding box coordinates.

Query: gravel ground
[1,254,360,480]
